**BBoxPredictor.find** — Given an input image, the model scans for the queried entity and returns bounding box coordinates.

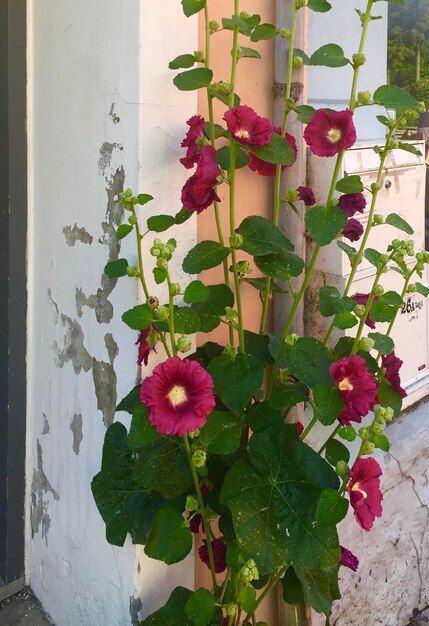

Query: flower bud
[371,182,380,194]
[147,296,159,309]
[295,0,306,8]
[229,233,244,249]
[391,239,402,249]
[223,343,237,358]
[359,427,369,440]
[177,336,192,354]
[279,28,291,39]
[236,46,244,60]
[192,449,207,468]
[185,495,199,512]
[215,80,231,96]
[127,265,139,278]
[353,52,366,67]
[384,407,394,422]
[415,252,424,262]
[285,333,299,346]
[407,283,417,293]
[285,189,301,203]
[226,604,238,619]
[239,11,251,20]
[225,307,239,321]
[373,284,384,296]
[359,337,374,352]
[209,20,219,32]
[336,460,350,480]
[406,241,415,256]
[424,251,429,262]
[418,101,426,113]
[193,50,205,63]
[416,262,425,273]
[358,90,372,105]
[156,305,170,321]
[147,329,160,347]
[372,422,384,436]
[236,260,251,275]
[239,559,259,583]
[379,254,390,265]
[373,213,384,225]
[354,304,366,317]
[153,238,162,247]
[157,257,168,271]
[361,440,375,455]
[170,282,181,296]
[128,214,137,225]
[150,246,161,257]
[293,56,303,68]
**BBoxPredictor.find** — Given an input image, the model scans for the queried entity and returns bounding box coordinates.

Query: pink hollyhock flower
[338,193,367,218]
[188,513,202,534]
[198,537,227,573]
[140,357,215,436]
[330,355,378,426]
[224,105,272,147]
[297,186,316,206]
[304,109,357,157]
[352,292,380,330]
[136,326,156,367]
[342,218,364,242]
[348,458,383,531]
[180,115,207,169]
[340,546,359,571]
[382,352,407,398]
[248,129,297,176]
[181,146,221,213]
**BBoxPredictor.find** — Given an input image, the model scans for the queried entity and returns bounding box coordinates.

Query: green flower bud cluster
[226,603,238,618]
[127,265,139,278]
[285,333,299,346]
[185,495,199,512]
[119,188,136,211]
[150,238,177,270]
[192,449,207,468]
[193,50,205,63]
[373,404,394,424]
[238,559,259,583]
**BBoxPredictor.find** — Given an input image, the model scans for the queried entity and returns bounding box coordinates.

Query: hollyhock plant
[224,105,272,147]
[330,355,378,426]
[140,357,215,436]
[353,292,380,329]
[181,145,221,213]
[340,546,359,572]
[382,352,407,398]
[248,129,297,176]
[304,109,357,157]
[342,218,364,242]
[296,185,316,206]
[180,115,207,169]
[348,458,383,531]
[338,192,367,217]
[198,538,227,573]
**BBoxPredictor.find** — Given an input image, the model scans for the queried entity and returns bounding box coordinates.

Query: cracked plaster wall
[26,1,196,624]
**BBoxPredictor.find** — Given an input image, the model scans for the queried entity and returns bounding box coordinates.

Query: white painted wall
[26,1,197,624]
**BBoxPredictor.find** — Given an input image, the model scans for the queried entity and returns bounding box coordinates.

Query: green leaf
[319,286,355,317]
[185,589,216,626]
[373,84,419,110]
[207,352,264,415]
[370,299,397,322]
[91,423,157,547]
[204,121,227,139]
[397,142,422,156]
[325,439,350,466]
[295,567,340,615]
[140,587,193,626]
[209,86,240,108]
[174,307,201,334]
[373,433,390,452]
[128,404,159,450]
[122,304,153,330]
[333,337,354,359]
[245,401,283,432]
[337,240,356,261]
[117,385,141,414]
[239,46,262,59]
[116,224,133,240]
[283,337,333,388]
[184,280,210,304]
[104,258,128,278]
[181,0,206,18]
[169,54,196,70]
[305,205,347,246]
[173,68,213,91]
[216,145,250,170]
[377,115,390,127]
[198,411,241,455]
[183,241,229,274]
[295,104,315,123]
[243,330,274,365]
[282,567,305,605]
[307,0,332,10]
[416,282,429,297]
[133,437,193,498]
[222,16,254,36]
[147,214,176,232]
[358,350,379,374]
[239,215,294,256]
[333,311,358,330]
[316,489,348,527]
[368,332,394,355]
[338,426,356,442]
[137,193,154,206]
[153,267,167,284]
[385,212,414,234]
[380,291,403,307]
[377,381,403,416]
[270,382,310,410]
[364,248,383,267]
[175,207,194,225]
[250,23,278,42]
[192,284,234,332]
[251,131,296,165]
[313,384,344,426]
[238,587,257,614]
[145,508,192,565]
[254,252,304,280]
[336,175,364,194]
[310,44,349,67]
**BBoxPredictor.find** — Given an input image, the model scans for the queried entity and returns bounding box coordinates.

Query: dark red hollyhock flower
[180,115,207,169]
[352,293,380,330]
[140,357,215,436]
[330,355,378,426]
[342,218,364,242]
[296,421,304,437]
[382,352,407,398]
[198,538,227,573]
[200,480,210,497]
[338,193,367,218]
[348,458,383,531]
[188,513,202,534]
[248,129,297,176]
[296,185,316,206]
[224,105,272,147]
[304,109,357,157]
[181,146,221,213]
[340,546,359,571]
[136,326,156,367]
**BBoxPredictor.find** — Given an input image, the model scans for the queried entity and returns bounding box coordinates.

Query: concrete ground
[0,588,53,626]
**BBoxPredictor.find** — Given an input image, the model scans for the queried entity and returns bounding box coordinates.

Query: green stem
[318,423,342,455]
[242,567,288,626]
[348,0,374,110]
[166,271,177,356]
[300,414,318,440]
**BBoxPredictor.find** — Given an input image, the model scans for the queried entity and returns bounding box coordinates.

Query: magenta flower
[296,421,304,437]
[352,293,380,330]
[382,352,407,398]
[340,546,359,571]
[180,115,207,169]
[342,218,364,242]
[248,129,297,176]
[296,186,316,206]
[338,193,367,218]
[140,357,215,436]
[330,355,378,426]
[198,537,227,573]
[304,109,357,157]
[181,146,221,213]
[188,513,202,534]
[348,458,383,531]
[136,326,156,367]
[224,105,272,147]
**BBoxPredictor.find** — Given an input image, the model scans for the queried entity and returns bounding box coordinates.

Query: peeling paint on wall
[92,334,118,426]
[47,288,59,325]
[70,414,83,455]
[98,142,123,176]
[30,440,59,545]
[109,103,120,124]
[53,314,92,374]
[129,596,142,626]
[63,223,94,247]
[42,413,50,435]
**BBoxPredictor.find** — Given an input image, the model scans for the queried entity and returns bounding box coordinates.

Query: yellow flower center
[167,385,188,407]
[235,129,250,139]
[352,482,368,499]
[338,377,353,391]
[327,127,342,143]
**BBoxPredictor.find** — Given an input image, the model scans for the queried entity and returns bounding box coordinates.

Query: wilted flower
[330,355,378,426]
[338,193,367,217]
[352,292,379,330]
[140,357,215,436]
[342,218,364,242]
[181,146,221,213]
[248,129,297,176]
[348,458,383,531]
[296,185,316,206]
[188,513,203,534]
[198,537,227,573]
[340,546,359,571]
[304,109,357,157]
[382,352,407,398]
[224,105,272,147]
[136,326,157,367]
[180,115,207,169]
